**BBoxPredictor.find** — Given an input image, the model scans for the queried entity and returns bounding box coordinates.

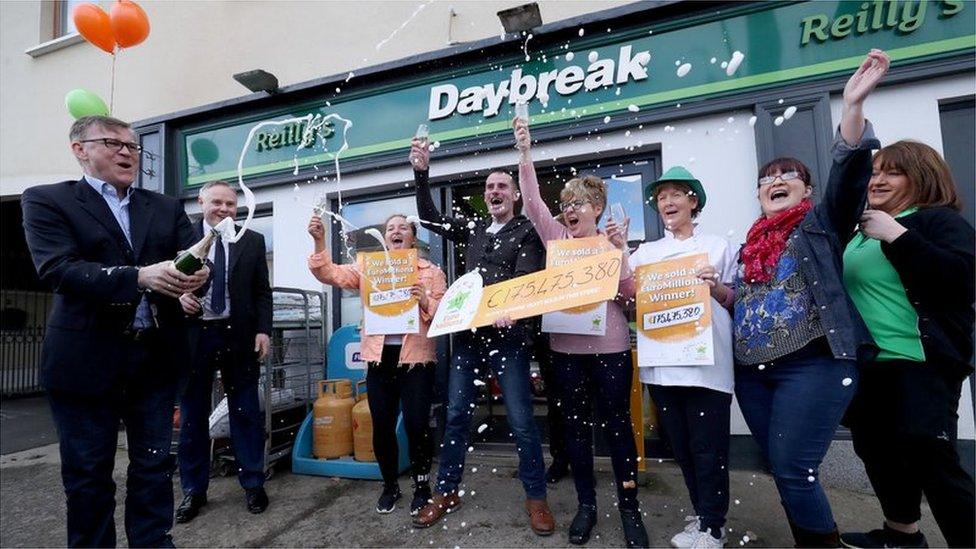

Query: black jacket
[414,169,545,343]
[21,178,197,395]
[186,223,273,390]
[414,169,545,285]
[880,206,975,377]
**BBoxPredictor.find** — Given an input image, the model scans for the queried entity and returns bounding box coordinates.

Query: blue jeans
[735,350,858,533]
[552,351,639,510]
[436,331,546,499]
[48,337,177,548]
[179,323,265,495]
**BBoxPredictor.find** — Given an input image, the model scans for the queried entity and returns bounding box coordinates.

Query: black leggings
[552,350,640,510]
[847,359,975,548]
[365,345,435,488]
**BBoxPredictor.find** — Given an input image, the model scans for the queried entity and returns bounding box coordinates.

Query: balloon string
[110,50,117,113]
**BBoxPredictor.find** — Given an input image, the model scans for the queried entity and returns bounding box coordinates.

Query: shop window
[330,195,432,328]
[53,0,90,38]
[245,213,274,287]
[753,94,833,200]
[939,96,975,229]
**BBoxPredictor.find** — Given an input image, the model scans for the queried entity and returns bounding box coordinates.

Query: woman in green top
[841,141,975,549]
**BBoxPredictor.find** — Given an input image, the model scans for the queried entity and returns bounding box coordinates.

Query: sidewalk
[0,441,948,548]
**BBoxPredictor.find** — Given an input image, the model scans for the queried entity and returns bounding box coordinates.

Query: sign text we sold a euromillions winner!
[360,249,419,336]
[429,250,623,337]
[636,254,714,367]
[427,45,651,120]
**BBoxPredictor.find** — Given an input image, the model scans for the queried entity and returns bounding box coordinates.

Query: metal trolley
[175,287,327,480]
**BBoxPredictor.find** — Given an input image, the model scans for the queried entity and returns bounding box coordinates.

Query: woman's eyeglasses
[559,199,590,212]
[758,171,801,186]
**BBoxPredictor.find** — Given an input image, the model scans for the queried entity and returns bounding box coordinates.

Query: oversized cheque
[429,249,622,337]
[635,253,714,366]
[360,248,419,335]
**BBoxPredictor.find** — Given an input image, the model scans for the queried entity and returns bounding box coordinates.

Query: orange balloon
[73,3,116,54]
[110,0,150,49]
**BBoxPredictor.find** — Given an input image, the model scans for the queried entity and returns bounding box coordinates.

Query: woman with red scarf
[732,49,889,547]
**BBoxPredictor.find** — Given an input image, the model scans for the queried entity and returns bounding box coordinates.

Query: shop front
[133,0,975,455]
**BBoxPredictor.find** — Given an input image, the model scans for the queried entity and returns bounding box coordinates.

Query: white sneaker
[690,527,726,548]
[670,516,701,548]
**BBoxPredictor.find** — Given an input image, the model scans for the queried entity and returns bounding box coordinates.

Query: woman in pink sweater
[308,213,446,517]
[514,118,646,548]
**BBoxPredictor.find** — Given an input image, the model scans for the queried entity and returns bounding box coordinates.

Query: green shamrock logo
[447,290,471,312]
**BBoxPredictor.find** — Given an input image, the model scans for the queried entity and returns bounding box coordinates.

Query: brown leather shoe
[526,499,555,536]
[412,491,461,528]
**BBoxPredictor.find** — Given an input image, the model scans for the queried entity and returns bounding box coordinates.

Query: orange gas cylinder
[352,380,375,462]
[313,379,354,459]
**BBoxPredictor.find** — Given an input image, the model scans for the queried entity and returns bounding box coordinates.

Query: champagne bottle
[174,230,216,274]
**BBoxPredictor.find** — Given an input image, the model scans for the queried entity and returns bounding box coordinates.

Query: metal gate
[0,291,52,396]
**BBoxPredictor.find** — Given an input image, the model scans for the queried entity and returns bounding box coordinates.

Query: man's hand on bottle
[138,261,208,298]
[179,293,202,315]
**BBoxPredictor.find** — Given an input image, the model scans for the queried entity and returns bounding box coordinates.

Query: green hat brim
[644,168,707,211]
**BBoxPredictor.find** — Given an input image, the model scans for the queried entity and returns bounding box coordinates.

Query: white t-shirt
[486,221,506,234]
[628,230,736,394]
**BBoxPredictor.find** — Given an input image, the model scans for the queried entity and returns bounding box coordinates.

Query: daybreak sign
[428,45,651,121]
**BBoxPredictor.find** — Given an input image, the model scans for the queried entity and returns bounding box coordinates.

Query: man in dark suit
[21,115,210,547]
[174,180,272,522]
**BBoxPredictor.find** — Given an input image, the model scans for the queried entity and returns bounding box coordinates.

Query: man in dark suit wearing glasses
[21,115,209,547]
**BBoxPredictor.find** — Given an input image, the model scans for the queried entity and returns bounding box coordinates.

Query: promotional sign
[542,236,616,335]
[359,249,418,335]
[635,253,713,367]
[429,249,623,337]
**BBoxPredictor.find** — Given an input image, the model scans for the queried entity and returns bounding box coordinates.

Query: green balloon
[190,138,220,166]
[64,89,109,119]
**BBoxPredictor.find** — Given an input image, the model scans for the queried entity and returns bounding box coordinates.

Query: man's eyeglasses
[80,138,143,154]
[758,171,801,186]
[559,199,590,212]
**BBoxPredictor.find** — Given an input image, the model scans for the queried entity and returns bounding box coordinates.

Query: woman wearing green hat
[628,167,736,549]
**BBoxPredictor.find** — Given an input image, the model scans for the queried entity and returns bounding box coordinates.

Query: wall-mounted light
[497,2,542,34]
[233,69,279,94]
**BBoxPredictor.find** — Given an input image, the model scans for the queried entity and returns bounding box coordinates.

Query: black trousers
[365,345,435,488]
[649,384,732,533]
[552,350,639,510]
[534,335,567,466]
[48,334,177,548]
[847,359,975,548]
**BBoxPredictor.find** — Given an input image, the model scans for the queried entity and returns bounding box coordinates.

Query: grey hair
[197,180,235,200]
[69,115,132,142]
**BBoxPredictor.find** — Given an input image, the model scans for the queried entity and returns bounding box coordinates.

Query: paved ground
[0,395,56,454]
[0,439,949,548]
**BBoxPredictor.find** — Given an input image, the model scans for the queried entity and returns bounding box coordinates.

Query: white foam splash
[565,51,575,61]
[726,51,745,76]
[588,51,599,63]
[522,33,533,62]
[676,63,692,77]
[774,116,785,126]
[375,1,432,51]
[783,106,797,120]
[748,115,757,127]
[628,104,640,112]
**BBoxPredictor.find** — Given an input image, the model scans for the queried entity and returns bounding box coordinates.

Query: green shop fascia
[147,0,974,195]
